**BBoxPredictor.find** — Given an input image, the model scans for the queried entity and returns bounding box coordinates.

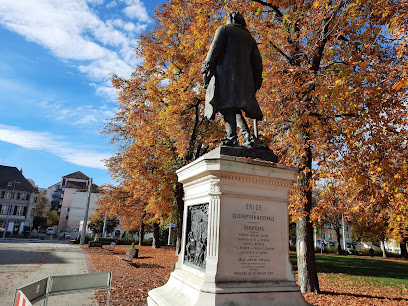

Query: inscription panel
[183,203,209,271]
[219,198,286,281]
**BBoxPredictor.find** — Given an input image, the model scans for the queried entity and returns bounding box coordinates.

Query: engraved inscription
[231,202,276,277]
[184,203,209,271]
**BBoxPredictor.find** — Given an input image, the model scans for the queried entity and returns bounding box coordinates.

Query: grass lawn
[290,253,408,288]
[84,245,408,305]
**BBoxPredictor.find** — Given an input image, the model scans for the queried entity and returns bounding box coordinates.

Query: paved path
[0,239,98,305]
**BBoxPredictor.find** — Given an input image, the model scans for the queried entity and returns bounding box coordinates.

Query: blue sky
[0,0,165,188]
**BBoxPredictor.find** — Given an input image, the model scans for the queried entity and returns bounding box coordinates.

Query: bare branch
[251,0,283,18]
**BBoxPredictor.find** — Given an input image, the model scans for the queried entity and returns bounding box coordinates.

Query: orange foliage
[100,0,407,292]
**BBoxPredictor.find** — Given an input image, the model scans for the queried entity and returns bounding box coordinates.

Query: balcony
[52,193,62,199]
[51,200,61,207]
[54,186,63,192]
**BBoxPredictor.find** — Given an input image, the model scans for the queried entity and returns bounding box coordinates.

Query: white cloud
[122,0,149,22]
[0,77,115,127]
[0,0,151,96]
[0,125,110,169]
[87,0,105,5]
[106,1,117,8]
[39,100,116,126]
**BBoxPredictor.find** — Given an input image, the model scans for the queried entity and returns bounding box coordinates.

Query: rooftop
[62,171,89,180]
[0,165,37,192]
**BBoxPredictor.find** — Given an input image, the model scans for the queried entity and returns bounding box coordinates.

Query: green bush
[72,235,92,244]
[386,251,402,258]
[94,237,137,245]
[143,238,153,246]
[115,238,137,245]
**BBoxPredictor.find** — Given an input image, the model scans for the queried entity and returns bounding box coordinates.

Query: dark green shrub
[72,235,92,244]
[143,238,153,246]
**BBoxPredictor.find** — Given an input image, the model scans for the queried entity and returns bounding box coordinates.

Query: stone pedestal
[147,146,308,306]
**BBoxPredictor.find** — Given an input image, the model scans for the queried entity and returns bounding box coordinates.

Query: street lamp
[2,181,20,239]
[80,178,92,245]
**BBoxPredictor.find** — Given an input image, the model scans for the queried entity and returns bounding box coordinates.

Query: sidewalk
[0,239,98,305]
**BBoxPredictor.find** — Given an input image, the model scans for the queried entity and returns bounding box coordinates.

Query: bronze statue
[201,11,263,148]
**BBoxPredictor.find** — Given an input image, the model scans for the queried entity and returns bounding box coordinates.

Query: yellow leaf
[314,1,319,8]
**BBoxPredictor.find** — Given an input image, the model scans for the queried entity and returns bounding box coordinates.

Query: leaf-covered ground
[82,245,178,305]
[303,273,408,305]
[83,245,408,305]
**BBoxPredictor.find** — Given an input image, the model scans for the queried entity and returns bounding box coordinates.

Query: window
[15,206,24,215]
[4,191,13,199]
[64,215,69,220]
[1,205,9,215]
[19,193,27,200]
[66,207,70,212]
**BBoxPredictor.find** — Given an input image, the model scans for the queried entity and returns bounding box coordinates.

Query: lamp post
[80,178,92,245]
[2,181,20,239]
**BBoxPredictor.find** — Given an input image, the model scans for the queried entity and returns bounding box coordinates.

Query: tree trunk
[335,226,342,255]
[175,182,184,255]
[401,238,408,259]
[152,223,160,249]
[380,239,387,258]
[139,211,146,246]
[296,140,320,293]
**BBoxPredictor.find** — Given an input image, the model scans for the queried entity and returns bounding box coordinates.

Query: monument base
[148,268,307,306]
[148,146,309,305]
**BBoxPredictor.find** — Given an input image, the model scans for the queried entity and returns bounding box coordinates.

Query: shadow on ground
[320,290,408,302]
[0,249,66,265]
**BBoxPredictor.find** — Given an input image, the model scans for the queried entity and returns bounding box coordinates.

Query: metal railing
[13,272,112,306]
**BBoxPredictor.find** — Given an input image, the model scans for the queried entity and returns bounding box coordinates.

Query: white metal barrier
[13,272,112,306]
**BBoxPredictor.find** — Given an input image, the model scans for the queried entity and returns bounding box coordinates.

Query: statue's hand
[201,61,211,74]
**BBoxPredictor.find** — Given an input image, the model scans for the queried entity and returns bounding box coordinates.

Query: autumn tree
[105,1,227,252]
[46,211,59,227]
[239,0,408,292]
[313,180,352,254]
[102,0,407,294]
[88,212,119,235]
[34,191,50,217]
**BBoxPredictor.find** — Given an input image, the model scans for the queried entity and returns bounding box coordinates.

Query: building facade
[314,220,353,249]
[46,171,100,231]
[0,166,39,236]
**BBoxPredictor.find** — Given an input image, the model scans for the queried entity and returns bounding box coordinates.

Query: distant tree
[34,192,50,216]
[314,181,350,254]
[352,210,389,258]
[33,216,47,230]
[46,211,59,227]
[88,212,119,235]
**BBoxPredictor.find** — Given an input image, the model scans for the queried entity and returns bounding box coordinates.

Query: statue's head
[227,11,246,27]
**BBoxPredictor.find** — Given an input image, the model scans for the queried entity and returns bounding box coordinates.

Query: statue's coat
[204,24,263,120]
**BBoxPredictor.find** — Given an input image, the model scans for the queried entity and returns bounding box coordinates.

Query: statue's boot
[242,133,269,150]
[222,135,238,146]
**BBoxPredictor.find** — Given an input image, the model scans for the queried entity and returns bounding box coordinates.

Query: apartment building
[46,171,100,231]
[0,165,39,236]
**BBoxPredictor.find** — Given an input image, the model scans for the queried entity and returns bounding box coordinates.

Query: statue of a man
[201,11,263,148]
